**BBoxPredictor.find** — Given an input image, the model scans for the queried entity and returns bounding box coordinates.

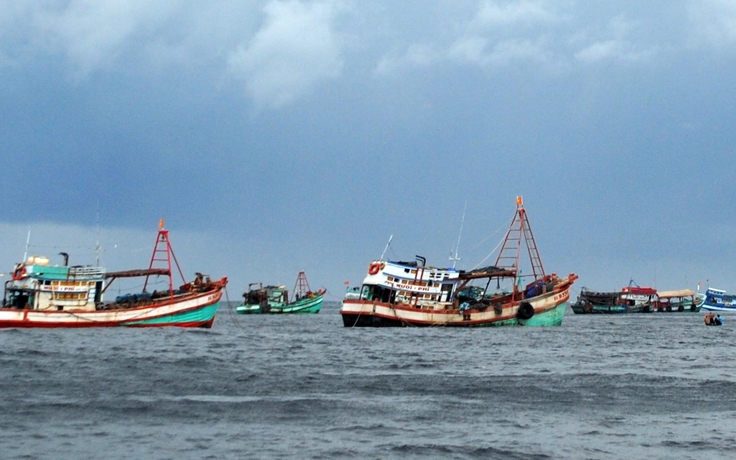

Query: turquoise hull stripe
[124,302,219,326]
[236,304,262,314]
[480,301,567,327]
[520,301,567,326]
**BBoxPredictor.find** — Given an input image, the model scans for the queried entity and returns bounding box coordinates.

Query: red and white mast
[143,219,187,296]
[494,197,546,290]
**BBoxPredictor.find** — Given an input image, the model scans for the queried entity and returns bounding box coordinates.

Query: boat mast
[494,196,545,287]
[143,219,187,296]
[293,271,311,298]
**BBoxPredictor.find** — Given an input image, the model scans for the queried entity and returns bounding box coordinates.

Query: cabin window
[360,286,372,300]
[53,292,88,300]
[6,291,33,309]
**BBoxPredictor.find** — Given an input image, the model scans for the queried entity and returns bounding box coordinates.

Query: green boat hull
[483,301,567,327]
[124,302,220,327]
[270,295,323,314]
[236,295,323,314]
[236,304,264,314]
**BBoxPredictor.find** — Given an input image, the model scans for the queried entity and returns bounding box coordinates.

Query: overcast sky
[1,0,735,301]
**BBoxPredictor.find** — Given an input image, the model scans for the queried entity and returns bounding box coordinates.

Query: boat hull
[270,295,323,314]
[701,304,736,312]
[340,288,571,327]
[235,304,263,314]
[237,294,323,314]
[0,289,223,328]
[570,303,655,314]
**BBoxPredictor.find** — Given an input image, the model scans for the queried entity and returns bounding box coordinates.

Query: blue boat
[701,287,736,312]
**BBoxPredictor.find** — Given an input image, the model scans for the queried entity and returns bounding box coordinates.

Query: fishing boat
[0,222,227,328]
[570,282,657,314]
[340,197,578,327]
[701,287,736,312]
[653,289,703,312]
[236,271,325,314]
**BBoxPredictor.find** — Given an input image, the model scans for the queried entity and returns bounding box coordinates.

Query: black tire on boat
[517,301,534,320]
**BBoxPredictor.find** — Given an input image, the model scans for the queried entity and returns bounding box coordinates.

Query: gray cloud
[227,0,344,109]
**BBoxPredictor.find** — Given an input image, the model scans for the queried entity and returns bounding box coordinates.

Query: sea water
[1,302,735,460]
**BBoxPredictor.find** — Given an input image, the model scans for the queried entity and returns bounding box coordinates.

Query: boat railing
[69,266,106,278]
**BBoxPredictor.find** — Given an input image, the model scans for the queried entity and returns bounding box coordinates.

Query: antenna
[22,229,31,263]
[449,200,467,268]
[379,234,393,260]
[95,202,101,265]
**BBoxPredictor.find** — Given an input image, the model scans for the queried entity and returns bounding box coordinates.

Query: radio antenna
[379,234,393,260]
[449,200,467,268]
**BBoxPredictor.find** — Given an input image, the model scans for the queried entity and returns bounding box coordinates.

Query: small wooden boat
[653,289,703,312]
[0,222,227,328]
[340,197,577,327]
[236,271,325,314]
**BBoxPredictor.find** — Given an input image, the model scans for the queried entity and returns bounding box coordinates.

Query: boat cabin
[355,259,462,308]
[3,258,105,312]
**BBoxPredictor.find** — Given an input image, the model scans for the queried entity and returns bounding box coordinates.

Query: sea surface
[2,301,735,460]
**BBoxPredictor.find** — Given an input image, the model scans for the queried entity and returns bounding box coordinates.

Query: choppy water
[2,301,735,460]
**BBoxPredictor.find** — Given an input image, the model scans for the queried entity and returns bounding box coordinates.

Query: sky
[1,0,735,302]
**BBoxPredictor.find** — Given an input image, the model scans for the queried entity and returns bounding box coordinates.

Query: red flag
[344,280,350,285]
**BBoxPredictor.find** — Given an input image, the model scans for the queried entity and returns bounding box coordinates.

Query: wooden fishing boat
[0,222,227,328]
[340,197,578,327]
[570,282,657,314]
[236,271,325,314]
[653,289,703,312]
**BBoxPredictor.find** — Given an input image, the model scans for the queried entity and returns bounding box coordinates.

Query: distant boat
[0,223,228,328]
[653,289,703,313]
[571,282,657,314]
[236,271,325,314]
[701,287,736,312]
[340,197,578,327]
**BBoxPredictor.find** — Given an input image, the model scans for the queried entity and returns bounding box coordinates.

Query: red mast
[494,196,545,281]
[143,219,187,296]
[293,271,312,298]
